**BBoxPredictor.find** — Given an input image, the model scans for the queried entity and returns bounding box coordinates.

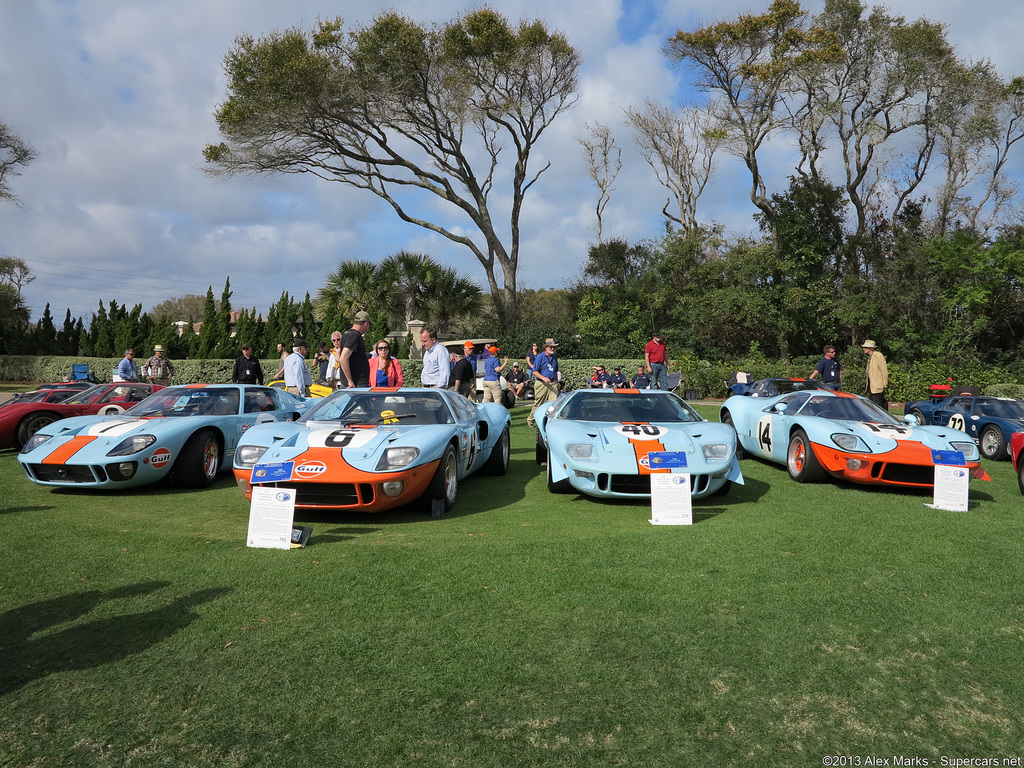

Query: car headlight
[831,433,870,452]
[376,446,420,470]
[236,445,269,468]
[701,443,730,461]
[21,433,55,453]
[107,434,156,457]
[565,443,594,460]
[949,441,979,461]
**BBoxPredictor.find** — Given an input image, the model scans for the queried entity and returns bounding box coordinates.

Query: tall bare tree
[0,121,35,206]
[577,122,621,243]
[666,0,837,238]
[625,100,724,233]
[204,10,581,329]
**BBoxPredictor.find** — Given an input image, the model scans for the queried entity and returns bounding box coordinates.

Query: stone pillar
[407,320,426,360]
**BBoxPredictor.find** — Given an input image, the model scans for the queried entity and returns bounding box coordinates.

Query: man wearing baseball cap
[339,311,373,388]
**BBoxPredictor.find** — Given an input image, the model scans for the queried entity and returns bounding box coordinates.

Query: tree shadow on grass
[0,581,232,695]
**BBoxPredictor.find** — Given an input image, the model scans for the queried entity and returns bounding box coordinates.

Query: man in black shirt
[232,345,264,384]
[449,351,475,399]
[339,311,372,388]
[508,363,529,399]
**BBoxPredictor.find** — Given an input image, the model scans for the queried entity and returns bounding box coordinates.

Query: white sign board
[247,486,297,549]
[649,473,693,525]
[930,464,970,512]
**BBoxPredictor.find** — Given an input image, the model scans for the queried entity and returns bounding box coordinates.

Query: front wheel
[979,426,1005,461]
[175,429,220,488]
[721,410,743,460]
[16,412,58,450]
[787,429,825,483]
[1017,456,1024,496]
[535,435,548,465]
[427,444,458,518]
[547,459,572,494]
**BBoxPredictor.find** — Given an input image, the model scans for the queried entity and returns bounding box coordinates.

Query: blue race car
[19,384,306,489]
[535,388,743,499]
[721,389,985,487]
[903,395,1024,461]
[233,387,511,518]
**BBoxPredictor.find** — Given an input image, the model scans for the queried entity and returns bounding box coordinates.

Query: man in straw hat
[143,344,175,386]
[527,338,560,429]
[861,339,888,409]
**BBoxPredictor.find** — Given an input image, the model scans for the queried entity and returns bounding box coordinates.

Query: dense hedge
[1,354,1019,402]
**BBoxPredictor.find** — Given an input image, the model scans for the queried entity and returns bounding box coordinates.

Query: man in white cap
[143,344,175,386]
[861,339,888,409]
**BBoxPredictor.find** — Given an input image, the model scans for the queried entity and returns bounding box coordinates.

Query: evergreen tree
[35,303,57,350]
[56,308,77,355]
[194,287,219,358]
[217,277,237,358]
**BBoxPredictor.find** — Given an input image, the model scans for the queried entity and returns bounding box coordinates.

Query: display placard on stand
[649,473,693,525]
[928,450,969,512]
[247,486,297,549]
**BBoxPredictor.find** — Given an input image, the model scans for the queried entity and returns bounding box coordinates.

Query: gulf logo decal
[150,447,172,469]
[294,461,328,478]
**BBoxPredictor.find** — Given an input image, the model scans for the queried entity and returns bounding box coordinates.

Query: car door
[934,397,972,433]
[445,392,481,477]
[750,393,812,463]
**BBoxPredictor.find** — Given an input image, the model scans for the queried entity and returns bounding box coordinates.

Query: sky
[1,0,1022,326]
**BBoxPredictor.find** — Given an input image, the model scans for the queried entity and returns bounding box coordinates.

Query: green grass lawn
[1,403,1022,767]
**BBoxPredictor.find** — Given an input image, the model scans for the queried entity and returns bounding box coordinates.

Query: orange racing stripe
[622,422,669,474]
[41,436,97,464]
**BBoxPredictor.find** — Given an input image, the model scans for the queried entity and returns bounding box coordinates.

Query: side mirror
[774,403,788,413]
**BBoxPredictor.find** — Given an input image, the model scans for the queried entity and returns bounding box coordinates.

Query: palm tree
[316,260,380,324]
[378,251,437,326]
[421,267,483,334]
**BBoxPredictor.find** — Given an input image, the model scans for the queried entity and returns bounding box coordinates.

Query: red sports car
[0,382,162,450]
[1011,432,1024,494]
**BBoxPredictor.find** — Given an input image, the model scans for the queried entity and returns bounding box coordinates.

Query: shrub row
[1,354,1019,403]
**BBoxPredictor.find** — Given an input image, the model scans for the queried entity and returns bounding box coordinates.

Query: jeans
[651,362,668,390]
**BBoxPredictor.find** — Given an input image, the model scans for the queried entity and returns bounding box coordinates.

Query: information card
[649,473,693,525]
[930,464,970,512]
[247,486,297,549]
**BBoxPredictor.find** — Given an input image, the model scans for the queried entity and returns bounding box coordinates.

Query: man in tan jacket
[862,339,888,409]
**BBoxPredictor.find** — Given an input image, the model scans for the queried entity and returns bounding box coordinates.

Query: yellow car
[268,380,335,398]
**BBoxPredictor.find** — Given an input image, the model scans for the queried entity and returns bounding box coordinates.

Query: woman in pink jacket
[370,340,403,387]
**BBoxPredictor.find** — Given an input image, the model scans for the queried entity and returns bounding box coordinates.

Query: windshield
[558,391,701,423]
[130,386,240,417]
[768,379,827,394]
[975,398,1024,419]
[796,394,901,423]
[300,391,453,426]
[65,384,111,404]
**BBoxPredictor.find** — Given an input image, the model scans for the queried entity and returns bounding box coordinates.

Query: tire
[501,389,516,410]
[483,426,510,475]
[787,428,825,483]
[428,444,458,518]
[1017,457,1024,496]
[712,479,733,497]
[721,410,743,460]
[979,426,1005,461]
[908,408,927,426]
[535,435,548,465]
[547,459,572,494]
[175,429,221,488]
[16,412,58,449]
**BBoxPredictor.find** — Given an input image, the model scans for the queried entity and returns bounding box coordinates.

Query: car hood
[548,421,723,454]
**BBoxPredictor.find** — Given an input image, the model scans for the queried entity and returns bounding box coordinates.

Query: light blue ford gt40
[535,388,743,499]
[19,384,307,490]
